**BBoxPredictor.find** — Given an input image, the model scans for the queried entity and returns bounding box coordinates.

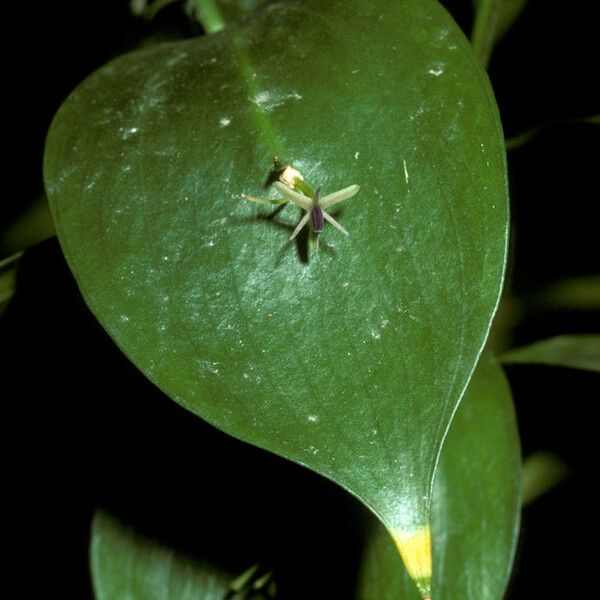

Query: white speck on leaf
[207,217,227,228]
[166,52,187,67]
[428,66,444,76]
[219,117,231,127]
[251,89,302,111]
[354,151,360,160]
[307,415,319,423]
[84,179,97,192]
[252,91,272,108]
[120,126,139,140]
[199,360,220,375]
[403,159,409,184]
[410,106,426,121]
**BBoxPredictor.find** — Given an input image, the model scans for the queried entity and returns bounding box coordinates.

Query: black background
[2,1,598,598]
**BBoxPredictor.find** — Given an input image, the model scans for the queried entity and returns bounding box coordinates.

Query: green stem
[188,1,283,158]
[191,0,226,34]
[471,0,500,69]
[231,43,285,158]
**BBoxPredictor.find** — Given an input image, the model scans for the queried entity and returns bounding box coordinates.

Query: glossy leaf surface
[91,511,234,600]
[45,1,508,592]
[356,352,521,599]
[89,353,521,600]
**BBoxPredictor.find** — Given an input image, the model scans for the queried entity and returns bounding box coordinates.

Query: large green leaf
[44,1,508,594]
[356,351,521,599]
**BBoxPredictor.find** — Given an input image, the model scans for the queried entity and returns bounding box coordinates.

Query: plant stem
[186,1,282,156]
[191,0,226,34]
[231,42,285,158]
[471,0,500,69]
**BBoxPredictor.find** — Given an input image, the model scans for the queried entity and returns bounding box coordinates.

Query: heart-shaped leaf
[44,1,508,594]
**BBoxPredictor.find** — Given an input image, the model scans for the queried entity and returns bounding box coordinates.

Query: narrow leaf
[90,511,234,600]
[521,451,567,506]
[502,335,600,372]
[471,0,529,67]
[0,252,23,315]
[471,0,501,68]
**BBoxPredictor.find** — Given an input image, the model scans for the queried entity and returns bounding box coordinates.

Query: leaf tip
[390,525,432,599]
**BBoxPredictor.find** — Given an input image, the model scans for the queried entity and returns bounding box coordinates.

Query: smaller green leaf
[505,114,600,150]
[0,196,55,256]
[91,511,236,600]
[522,451,567,506]
[488,0,528,40]
[0,252,22,315]
[470,0,528,67]
[502,335,600,373]
[356,352,521,599]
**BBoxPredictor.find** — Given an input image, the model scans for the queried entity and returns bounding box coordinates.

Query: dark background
[2,1,598,598]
